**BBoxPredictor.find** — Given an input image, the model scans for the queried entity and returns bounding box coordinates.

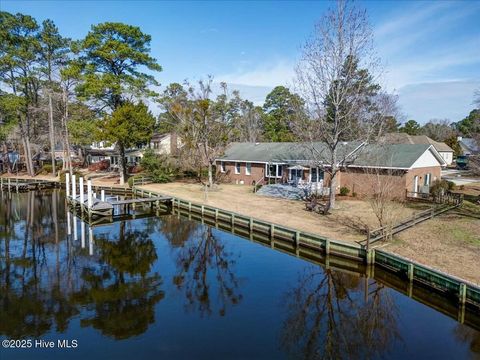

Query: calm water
[0,190,479,360]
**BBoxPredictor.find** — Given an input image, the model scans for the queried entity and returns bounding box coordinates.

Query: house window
[235,162,240,174]
[267,164,283,178]
[220,161,226,173]
[245,162,251,175]
[424,173,431,186]
[310,167,324,182]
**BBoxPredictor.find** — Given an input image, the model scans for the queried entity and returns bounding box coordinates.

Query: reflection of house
[458,137,480,156]
[216,142,446,198]
[381,133,454,165]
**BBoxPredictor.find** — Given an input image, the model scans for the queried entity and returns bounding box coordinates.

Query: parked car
[456,155,469,170]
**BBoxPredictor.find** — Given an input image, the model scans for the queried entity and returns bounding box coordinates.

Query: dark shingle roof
[218,142,443,169]
[381,133,453,152]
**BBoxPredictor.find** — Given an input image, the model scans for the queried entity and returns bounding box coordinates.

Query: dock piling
[72,175,76,202]
[66,173,70,198]
[79,177,84,210]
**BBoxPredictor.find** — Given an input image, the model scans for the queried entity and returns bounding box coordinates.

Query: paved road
[441,169,480,185]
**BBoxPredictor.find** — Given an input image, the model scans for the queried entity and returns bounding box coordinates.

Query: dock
[65,174,172,218]
[0,177,57,192]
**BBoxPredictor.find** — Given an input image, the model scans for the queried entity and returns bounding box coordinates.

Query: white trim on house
[245,162,251,175]
[234,162,240,174]
[410,146,446,169]
[220,161,226,173]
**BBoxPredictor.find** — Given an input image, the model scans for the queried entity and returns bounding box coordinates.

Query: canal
[0,189,479,359]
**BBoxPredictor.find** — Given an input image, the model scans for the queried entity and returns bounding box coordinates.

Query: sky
[2,0,479,123]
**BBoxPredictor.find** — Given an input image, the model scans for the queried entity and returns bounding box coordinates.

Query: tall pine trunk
[119,143,127,186]
[48,93,56,177]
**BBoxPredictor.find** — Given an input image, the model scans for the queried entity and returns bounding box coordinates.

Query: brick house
[216,142,446,198]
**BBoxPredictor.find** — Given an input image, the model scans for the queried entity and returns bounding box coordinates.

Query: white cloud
[398,80,480,122]
[217,60,295,88]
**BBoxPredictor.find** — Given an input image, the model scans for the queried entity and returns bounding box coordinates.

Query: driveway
[441,169,480,185]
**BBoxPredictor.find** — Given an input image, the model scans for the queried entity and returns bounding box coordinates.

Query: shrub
[88,159,110,171]
[140,149,179,183]
[340,186,350,196]
[127,174,144,187]
[40,164,54,174]
[352,192,357,197]
[59,170,83,183]
[430,179,456,196]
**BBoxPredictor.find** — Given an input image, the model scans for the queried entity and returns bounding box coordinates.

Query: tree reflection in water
[73,221,164,339]
[280,266,399,360]
[455,324,480,356]
[173,225,242,317]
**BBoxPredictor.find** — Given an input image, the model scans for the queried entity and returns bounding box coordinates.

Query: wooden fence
[361,202,461,246]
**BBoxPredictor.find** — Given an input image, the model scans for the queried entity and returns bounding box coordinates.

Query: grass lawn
[385,202,480,285]
[139,182,425,242]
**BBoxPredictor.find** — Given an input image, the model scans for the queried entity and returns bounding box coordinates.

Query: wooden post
[81,221,85,248]
[201,205,204,217]
[66,173,70,198]
[215,209,219,221]
[270,224,275,239]
[88,227,94,256]
[459,283,467,305]
[407,263,414,281]
[430,207,434,219]
[72,175,76,202]
[325,238,330,255]
[79,177,84,211]
[189,201,192,212]
[67,211,71,236]
[101,189,105,202]
[231,213,235,227]
[87,180,93,209]
[249,218,254,232]
[8,178,11,192]
[295,231,300,247]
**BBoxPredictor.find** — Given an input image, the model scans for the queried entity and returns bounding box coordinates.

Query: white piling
[72,175,77,202]
[89,228,94,256]
[87,180,93,209]
[67,211,71,236]
[79,177,84,206]
[101,189,105,201]
[66,173,70,198]
[81,221,85,248]
[73,217,78,242]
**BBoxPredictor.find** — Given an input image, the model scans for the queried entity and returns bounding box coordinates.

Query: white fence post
[66,173,70,198]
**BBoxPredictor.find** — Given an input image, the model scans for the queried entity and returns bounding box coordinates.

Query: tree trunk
[328,171,337,210]
[48,94,57,177]
[208,161,213,187]
[63,87,73,178]
[119,143,127,186]
[25,136,35,176]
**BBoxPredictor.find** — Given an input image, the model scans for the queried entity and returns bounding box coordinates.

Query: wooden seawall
[133,186,480,310]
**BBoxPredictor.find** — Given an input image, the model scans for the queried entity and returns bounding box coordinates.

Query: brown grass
[139,182,421,243]
[385,211,480,285]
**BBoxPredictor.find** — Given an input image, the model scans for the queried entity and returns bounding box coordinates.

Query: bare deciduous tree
[294,0,394,210]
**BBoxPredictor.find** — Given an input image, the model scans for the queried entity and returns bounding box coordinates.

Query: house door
[413,175,419,194]
[290,169,303,183]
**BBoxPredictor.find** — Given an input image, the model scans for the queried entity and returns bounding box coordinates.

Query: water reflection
[173,225,242,317]
[1,189,479,359]
[73,221,164,339]
[280,267,399,359]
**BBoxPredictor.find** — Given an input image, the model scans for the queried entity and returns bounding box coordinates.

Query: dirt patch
[139,182,421,243]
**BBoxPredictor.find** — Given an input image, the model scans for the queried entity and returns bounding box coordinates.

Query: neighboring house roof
[218,142,445,169]
[459,138,480,154]
[381,133,453,153]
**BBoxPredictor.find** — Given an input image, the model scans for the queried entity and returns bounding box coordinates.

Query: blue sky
[3,0,479,123]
